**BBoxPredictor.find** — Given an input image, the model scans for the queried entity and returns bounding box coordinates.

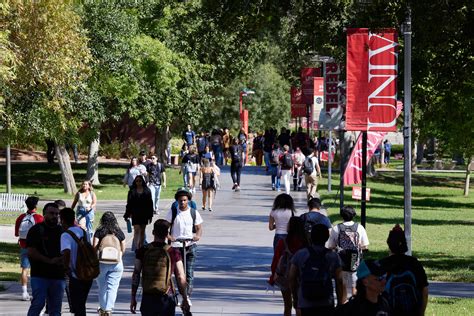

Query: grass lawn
[0,242,20,282]
[427,297,474,315]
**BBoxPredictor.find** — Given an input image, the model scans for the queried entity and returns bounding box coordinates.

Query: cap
[139,150,147,156]
[357,259,385,279]
[175,187,192,200]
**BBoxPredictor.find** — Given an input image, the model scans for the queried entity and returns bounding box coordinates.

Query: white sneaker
[22,292,30,301]
[187,296,192,306]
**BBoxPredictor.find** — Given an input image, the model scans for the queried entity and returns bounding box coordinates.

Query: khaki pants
[305,173,319,199]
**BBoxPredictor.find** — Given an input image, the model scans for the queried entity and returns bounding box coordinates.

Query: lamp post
[239,88,255,165]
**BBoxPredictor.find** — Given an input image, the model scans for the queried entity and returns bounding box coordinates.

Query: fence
[0,193,28,215]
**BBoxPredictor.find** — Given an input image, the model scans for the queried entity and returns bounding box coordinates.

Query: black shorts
[140,293,176,316]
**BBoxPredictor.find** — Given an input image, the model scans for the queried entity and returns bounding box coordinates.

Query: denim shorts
[20,247,30,268]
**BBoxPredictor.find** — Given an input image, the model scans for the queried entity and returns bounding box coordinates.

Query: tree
[5,0,92,194]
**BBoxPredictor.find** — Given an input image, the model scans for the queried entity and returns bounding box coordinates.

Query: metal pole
[403,7,413,255]
[339,130,345,210]
[6,144,11,193]
[306,104,310,137]
[361,132,367,228]
[328,131,332,192]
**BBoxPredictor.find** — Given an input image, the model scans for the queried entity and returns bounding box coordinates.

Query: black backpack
[385,270,421,314]
[300,247,333,303]
[336,223,362,272]
[231,146,241,163]
[282,153,294,168]
[303,156,314,175]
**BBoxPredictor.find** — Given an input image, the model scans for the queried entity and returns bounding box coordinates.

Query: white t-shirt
[270,208,293,234]
[310,155,320,176]
[165,207,203,248]
[326,221,369,249]
[61,226,91,279]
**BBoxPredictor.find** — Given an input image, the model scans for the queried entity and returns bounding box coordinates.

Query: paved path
[1,166,473,315]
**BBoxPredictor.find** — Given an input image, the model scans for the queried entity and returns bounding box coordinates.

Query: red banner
[325,62,340,112]
[291,86,306,118]
[346,28,398,131]
[301,67,321,104]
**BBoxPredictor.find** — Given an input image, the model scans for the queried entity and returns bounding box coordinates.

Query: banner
[291,86,306,118]
[346,28,398,131]
[312,77,324,128]
[343,102,403,185]
[301,67,321,104]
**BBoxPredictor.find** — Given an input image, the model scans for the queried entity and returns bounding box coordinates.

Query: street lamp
[239,88,255,165]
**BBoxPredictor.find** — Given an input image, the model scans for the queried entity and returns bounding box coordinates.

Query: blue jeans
[76,207,94,240]
[273,234,287,252]
[212,144,223,165]
[96,261,123,311]
[264,151,271,168]
[271,165,281,189]
[177,243,197,295]
[148,184,162,211]
[28,277,65,316]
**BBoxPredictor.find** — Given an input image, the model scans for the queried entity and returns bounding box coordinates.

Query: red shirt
[269,236,306,285]
[15,210,44,248]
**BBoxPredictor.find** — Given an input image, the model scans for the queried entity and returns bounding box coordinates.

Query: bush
[100,140,121,159]
[391,144,404,155]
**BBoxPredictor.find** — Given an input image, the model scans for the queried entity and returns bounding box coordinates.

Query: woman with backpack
[124,175,154,250]
[269,216,307,316]
[200,158,216,212]
[71,180,97,240]
[93,212,126,316]
[268,193,296,250]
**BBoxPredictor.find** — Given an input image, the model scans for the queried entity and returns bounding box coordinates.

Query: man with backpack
[60,207,97,316]
[300,198,332,244]
[279,145,294,195]
[289,224,345,315]
[14,196,43,301]
[26,202,65,316]
[303,147,322,200]
[327,206,369,302]
[131,219,190,315]
[229,138,243,191]
[166,188,203,306]
[147,153,167,215]
[379,224,429,316]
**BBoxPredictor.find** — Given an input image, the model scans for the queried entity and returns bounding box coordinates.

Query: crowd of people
[267,194,428,316]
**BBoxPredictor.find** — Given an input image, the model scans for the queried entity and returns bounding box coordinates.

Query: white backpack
[98,234,122,264]
[19,213,35,239]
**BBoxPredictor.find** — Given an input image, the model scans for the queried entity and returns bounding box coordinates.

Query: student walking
[182,145,200,193]
[123,157,147,188]
[71,180,97,240]
[279,145,294,195]
[304,148,322,200]
[200,158,217,211]
[93,212,126,316]
[292,147,305,191]
[229,138,243,191]
[270,144,282,191]
[268,193,295,251]
[146,154,167,214]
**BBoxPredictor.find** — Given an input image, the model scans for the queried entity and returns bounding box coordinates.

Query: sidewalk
[1,166,473,315]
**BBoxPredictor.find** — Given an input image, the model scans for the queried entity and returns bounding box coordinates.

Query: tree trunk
[411,139,418,173]
[465,157,473,196]
[86,132,101,185]
[416,141,424,164]
[55,144,77,194]
[155,125,171,164]
[367,156,376,177]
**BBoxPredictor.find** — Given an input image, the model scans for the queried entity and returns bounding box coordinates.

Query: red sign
[291,86,306,118]
[352,187,371,201]
[346,28,398,131]
[320,151,335,162]
[301,67,321,104]
[325,62,340,112]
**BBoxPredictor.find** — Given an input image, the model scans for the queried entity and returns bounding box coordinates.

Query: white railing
[0,193,28,214]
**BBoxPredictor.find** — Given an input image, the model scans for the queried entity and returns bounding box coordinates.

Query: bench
[0,193,28,215]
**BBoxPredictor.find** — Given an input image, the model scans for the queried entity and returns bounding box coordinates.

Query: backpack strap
[170,206,196,234]
[65,228,86,245]
[191,208,196,233]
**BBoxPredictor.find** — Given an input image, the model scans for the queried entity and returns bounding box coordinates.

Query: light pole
[239,88,255,164]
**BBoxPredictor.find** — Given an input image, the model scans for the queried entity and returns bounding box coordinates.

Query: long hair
[79,180,93,193]
[128,157,138,170]
[130,175,149,193]
[97,211,122,235]
[272,193,295,215]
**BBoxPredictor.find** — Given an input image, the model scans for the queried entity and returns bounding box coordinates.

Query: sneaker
[208,208,212,212]
[232,184,236,190]
[297,187,302,191]
[202,206,206,211]
[272,185,275,191]
[22,292,30,301]
[276,188,281,192]
[187,296,192,307]
[235,186,241,192]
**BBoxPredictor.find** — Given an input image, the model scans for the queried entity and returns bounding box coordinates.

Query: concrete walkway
[0,166,473,315]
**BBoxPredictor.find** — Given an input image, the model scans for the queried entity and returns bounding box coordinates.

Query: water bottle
[126,218,132,233]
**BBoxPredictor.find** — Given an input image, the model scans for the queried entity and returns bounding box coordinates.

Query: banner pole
[361,131,367,227]
[339,130,345,210]
[328,131,332,192]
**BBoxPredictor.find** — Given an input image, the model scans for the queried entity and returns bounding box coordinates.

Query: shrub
[100,140,121,159]
[391,144,404,155]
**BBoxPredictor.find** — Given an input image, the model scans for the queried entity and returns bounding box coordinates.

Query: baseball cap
[357,259,385,279]
[175,187,192,200]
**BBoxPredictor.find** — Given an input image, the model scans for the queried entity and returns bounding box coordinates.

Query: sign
[312,77,324,128]
[301,67,321,104]
[352,186,371,201]
[291,86,306,118]
[325,62,340,112]
[320,151,335,162]
[346,28,398,131]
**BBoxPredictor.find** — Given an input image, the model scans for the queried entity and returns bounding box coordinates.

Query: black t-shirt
[93,227,126,245]
[379,254,429,292]
[229,145,242,165]
[147,162,165,185]
[277,133,291,146]
[26,222,65,279]
[182,153,200,165]
[335,296,391,316]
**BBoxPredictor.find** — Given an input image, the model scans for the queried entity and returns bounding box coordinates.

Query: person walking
[383,140,392,165]
[263,129,275,172]
[131,219,190,315]
[237,128,248,165]
[166,188,203,305]
[123,157,147,188]
[71,180,97,240]
[182,145,200,193]
[200,158,216,212]
[269,216,307,316]
[229,138,243,191]
[182,124,196,148]
[292,147,305,191]
[268,193,296,251]
[179,144,189,187]
[252,132,264,166]
[124,175,154,250]
[210,129,223,165]
[304,147,322,200]
[300,198,332,244]
[60,207,93,316]
[222,128,232,165]
[93,212,126,316]
[26,203,65,316]
[146,154,167,214]
[279,145,294,195]
[270,144,282,191]
[14,196,43,301]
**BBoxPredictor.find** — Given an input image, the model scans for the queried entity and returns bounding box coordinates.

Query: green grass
[0,242,20,282]
[317,170,474,283]
[427,297,474,315]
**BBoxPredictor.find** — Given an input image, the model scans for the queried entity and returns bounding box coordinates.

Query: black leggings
[230,163,242,185]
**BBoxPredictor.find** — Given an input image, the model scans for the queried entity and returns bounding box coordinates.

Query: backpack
[19,213,35,239]
[231,146,241,162]
[274,240,292,290]
[282,153,294,168]
[303,156,314,175]
[300,212,324,244]
[300,247,333,302]
[385,270,421,314]
[65,229,100,281]
[271,150,280,165]
[98,234,122,264]
[171,206,197,234]
[142,243,172,295]
[336,223,362,272]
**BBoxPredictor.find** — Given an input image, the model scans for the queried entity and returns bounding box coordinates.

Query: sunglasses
[376,274,387,281]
